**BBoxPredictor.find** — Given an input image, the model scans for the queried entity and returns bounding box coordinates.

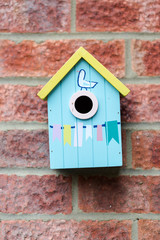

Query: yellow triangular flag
[63,125,71,146]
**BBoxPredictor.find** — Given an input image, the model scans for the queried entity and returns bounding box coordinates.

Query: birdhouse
[38,47,130,169]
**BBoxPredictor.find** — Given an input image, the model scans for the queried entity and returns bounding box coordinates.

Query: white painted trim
[69,91,98,119]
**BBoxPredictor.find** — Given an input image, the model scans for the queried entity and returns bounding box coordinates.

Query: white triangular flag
[78,122,83,147]
[74,123,77,147]
[86,125,92,140]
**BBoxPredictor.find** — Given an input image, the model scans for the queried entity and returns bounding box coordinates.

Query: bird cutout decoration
[77,69,98,90]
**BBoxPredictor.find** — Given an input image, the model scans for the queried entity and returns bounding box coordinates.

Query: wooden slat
[105,82,122,167]
[48,84,64,169]
[75,59,93,168]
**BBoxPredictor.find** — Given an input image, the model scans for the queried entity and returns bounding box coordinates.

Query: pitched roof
[37,47,130,100]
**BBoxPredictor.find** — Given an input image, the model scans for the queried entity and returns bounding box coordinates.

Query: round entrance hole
[75,95,93,114]
[69,91,98,120]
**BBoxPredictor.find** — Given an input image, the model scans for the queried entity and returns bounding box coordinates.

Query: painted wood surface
[38,47,130,100]
[75,60,93,168]
[48,59,122,169]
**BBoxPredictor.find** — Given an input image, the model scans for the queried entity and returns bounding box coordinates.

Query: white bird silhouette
[77,69,98,90]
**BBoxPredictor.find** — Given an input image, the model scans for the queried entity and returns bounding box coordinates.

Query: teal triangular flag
[106,121,119,145]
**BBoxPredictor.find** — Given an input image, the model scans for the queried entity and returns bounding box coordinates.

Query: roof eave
[37,47,130,100]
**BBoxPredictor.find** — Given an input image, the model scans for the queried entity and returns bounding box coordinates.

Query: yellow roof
[37,47,130,100]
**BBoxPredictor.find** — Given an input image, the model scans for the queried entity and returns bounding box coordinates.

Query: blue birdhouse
[38,47,130,169]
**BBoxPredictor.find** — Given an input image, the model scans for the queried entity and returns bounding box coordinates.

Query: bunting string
[51,121,120,146]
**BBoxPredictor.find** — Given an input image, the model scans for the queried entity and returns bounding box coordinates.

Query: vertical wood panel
[61,68,78,168]
[90,67,108,167]
[105,82,122,166]
[75,59,93,168]
[48,85,64,169]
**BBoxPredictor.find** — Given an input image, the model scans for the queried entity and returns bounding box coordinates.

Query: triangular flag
[86,125,92,140]
[78,122,83,147]
[53,124,61,142]
[63,125,71,146]
[74,123,77,147]
[97,125,103,141]
[106,121,119,144]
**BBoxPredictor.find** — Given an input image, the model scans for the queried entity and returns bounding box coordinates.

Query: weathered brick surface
[132,131,160,169]
[0,220,132,240]
[132,40,160,76]
[1,84,159,123]
[0,131,126,169]
[121,84,160,122]
[0,129,126,168]
[0,40,125,77]
[0,130,49,168]
[79,176,160,213]
[149,177,160,213]
[139,220,160,240]
[0,175,72,214]
[76,0,160,32]
[0,0,71,33]
[0,85,47,122]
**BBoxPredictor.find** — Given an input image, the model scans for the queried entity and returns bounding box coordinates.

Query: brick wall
[0,0,160,239]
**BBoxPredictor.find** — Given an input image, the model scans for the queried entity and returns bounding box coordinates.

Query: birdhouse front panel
[47,58,122,169]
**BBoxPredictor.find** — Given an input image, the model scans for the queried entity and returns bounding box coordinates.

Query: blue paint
[48,84,64,169]
[61,68,78,168]
[90,65,108,167]
[75,60,93,167]
[105,81,122,166]
[47,58,123,169]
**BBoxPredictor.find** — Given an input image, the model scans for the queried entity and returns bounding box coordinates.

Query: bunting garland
[51,121,120,147]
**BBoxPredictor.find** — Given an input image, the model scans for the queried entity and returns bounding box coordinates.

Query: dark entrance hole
[75,95,93,114]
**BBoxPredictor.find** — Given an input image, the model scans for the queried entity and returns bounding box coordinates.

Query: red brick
[0,0,70,33]
[0,220,132,240]
[0,175,72,214]
[76,0,160,32]
[0,130,49,168]
[121,84,160,122]
[132,131,160,169]
[79,176,160,214]
[1,84,159,123]
[149,177,160,213]
[78,176,150,213]
[132,40,160,76]
[139,220,160,240]
[0,40,125,78]
[0,85,47,122]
